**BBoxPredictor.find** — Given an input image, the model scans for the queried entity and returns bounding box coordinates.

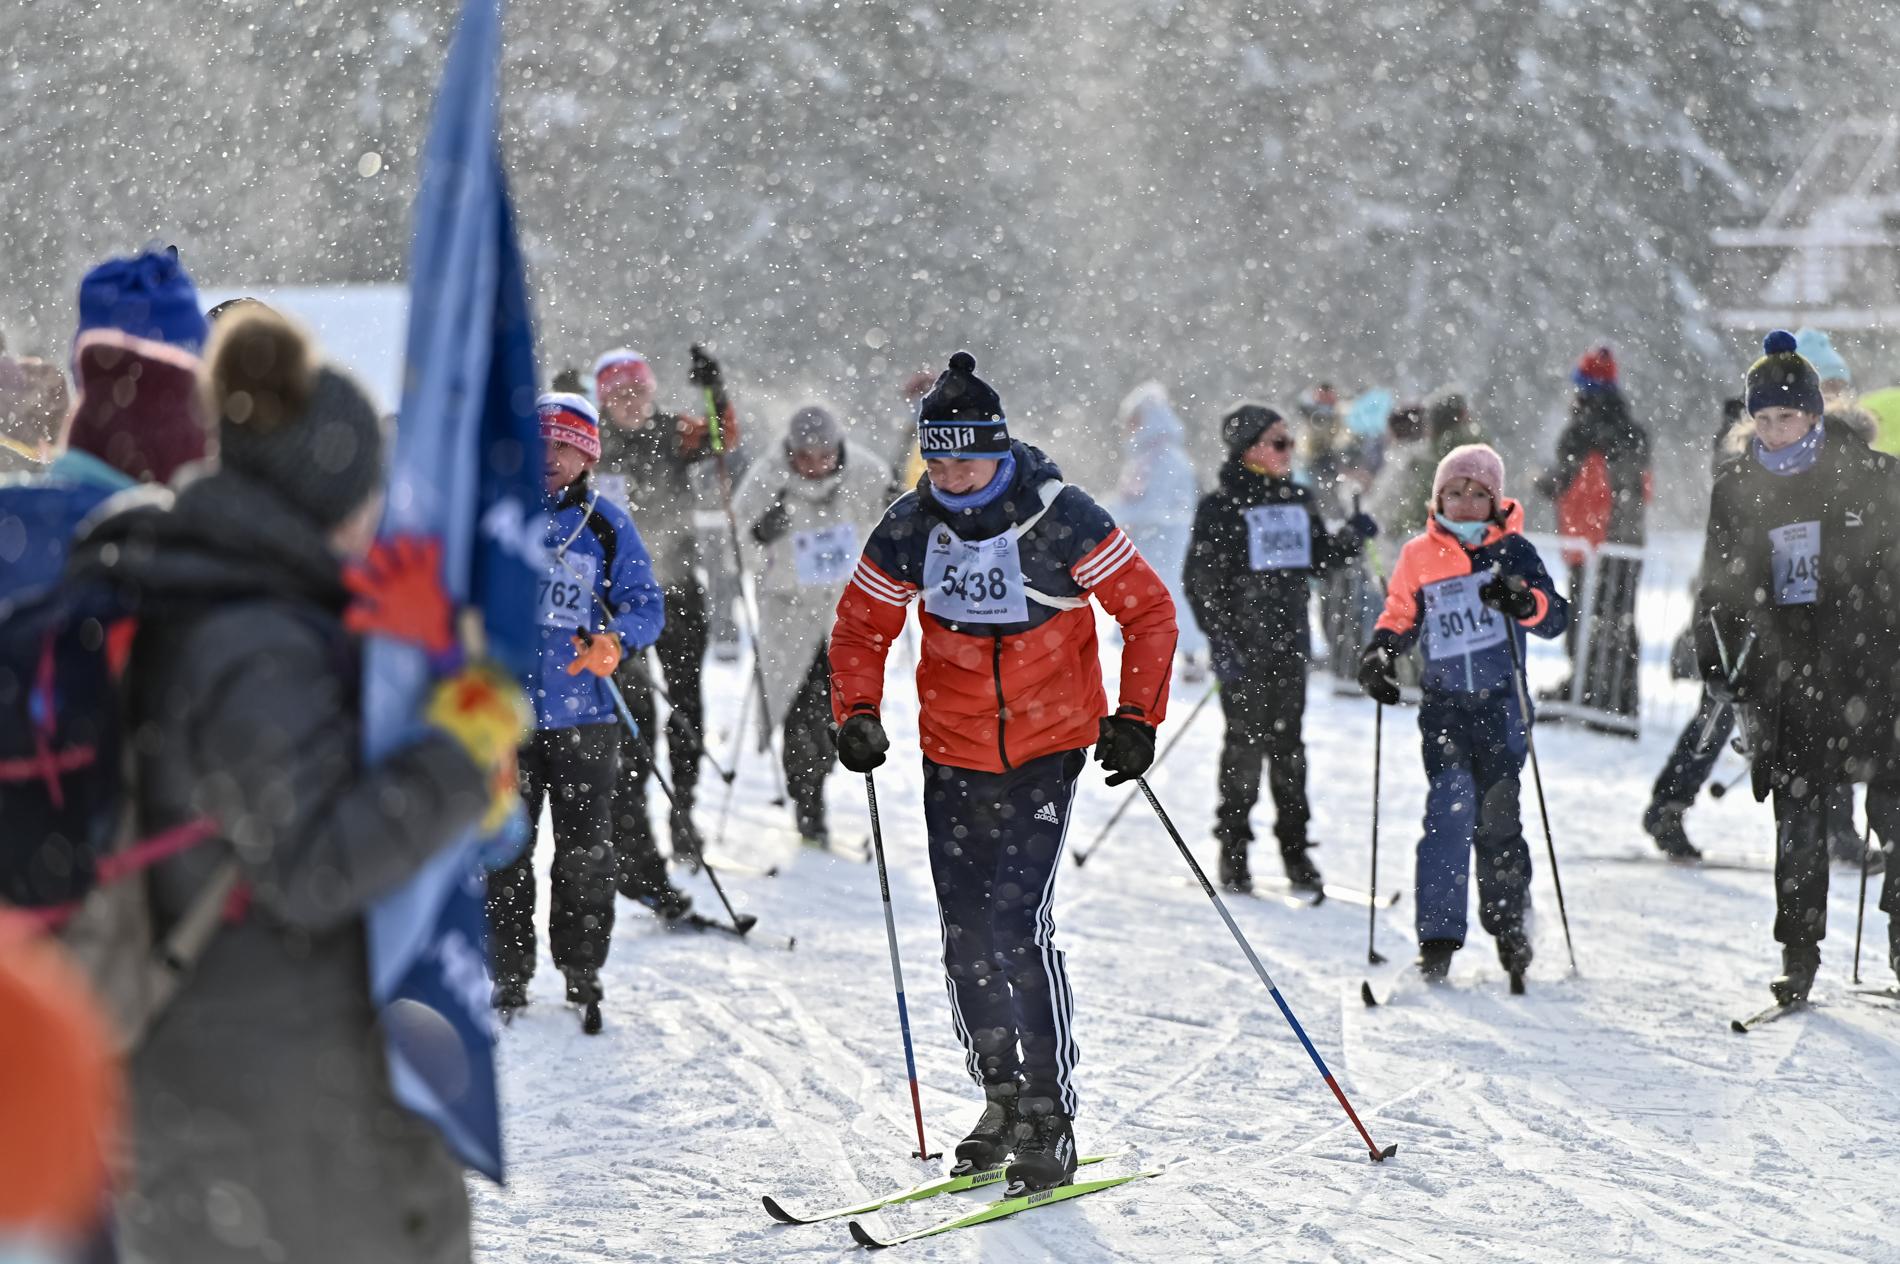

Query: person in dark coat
[1696,331,1900,1005]
[1183,403,1375,894]
[67,308,530,1264]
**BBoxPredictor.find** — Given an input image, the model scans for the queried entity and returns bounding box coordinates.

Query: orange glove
[344,535,455,660]
[566,631,623,678]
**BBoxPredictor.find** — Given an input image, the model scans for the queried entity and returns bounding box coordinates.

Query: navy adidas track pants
[923,749,1083,1117]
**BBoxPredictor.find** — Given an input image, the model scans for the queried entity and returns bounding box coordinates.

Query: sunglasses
[1266,437,1294,452]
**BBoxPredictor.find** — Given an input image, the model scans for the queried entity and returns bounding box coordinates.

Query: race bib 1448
[1769,520,1819,606]
[1244,504,1313,571]
[920,525,1029,624]
[1421,572,1507,661]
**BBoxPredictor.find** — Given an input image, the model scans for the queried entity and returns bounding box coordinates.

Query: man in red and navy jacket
[828,353,1175,1195]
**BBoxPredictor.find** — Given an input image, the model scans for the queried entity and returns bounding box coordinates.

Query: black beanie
[1221,403,1284,454]
[207,309,385,530]
[916,351,1009,458]
[1746,330,1825,418]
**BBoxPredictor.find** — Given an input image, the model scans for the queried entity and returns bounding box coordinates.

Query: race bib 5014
[1421,572,1506,661]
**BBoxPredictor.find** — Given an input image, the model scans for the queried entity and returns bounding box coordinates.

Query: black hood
[66,467,348,614]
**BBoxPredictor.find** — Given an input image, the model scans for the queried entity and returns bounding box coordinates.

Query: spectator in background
[0,250,210,611]
[1110,381,1208,681]
[1362,401,1427,575]
[1535,346,1651,730]
[0,332,70,476]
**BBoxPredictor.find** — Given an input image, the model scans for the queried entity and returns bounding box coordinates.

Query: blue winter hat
[1746,330,1825,418]
[917,351,1010,458]
[1793,328,1850,387]
[75,249,208,354]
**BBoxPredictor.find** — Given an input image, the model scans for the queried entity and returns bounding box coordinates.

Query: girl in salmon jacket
[1356,444,1569,989]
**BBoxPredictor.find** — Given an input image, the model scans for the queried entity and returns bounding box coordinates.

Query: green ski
[762,1154,1113,1225]
[847,1168,1163,1248]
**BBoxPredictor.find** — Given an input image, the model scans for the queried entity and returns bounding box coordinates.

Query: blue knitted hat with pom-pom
[1746,330,1824,418]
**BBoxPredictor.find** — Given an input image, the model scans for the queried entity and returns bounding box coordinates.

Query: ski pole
[1706,761,1752,801]
[864,772,940,1161]
[605,676,757,936]
[1136,778,1397,1162]
[1501,607,1579,973]
[712,668,759,852]
[1073,680,1219,869]
[1368,702,1387,966]
[700,373,790,808]
[1853,815,1875,985]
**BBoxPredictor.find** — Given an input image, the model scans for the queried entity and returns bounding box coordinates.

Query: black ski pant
[1775,778,1900,952]
[1215,665,1310,851]
[782,644,836,839]
[487,722,620,986]
[613,579,708,854]
[925,749,1083,1117]
[1649,688,1733,810]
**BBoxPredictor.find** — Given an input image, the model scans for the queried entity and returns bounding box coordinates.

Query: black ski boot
[950,1082,1024,1176]
[1004,1096,1076,1196]
[618,847,694,921]
[1417,939,1458,984]
[565,970,604,1035]
[492,975,528,1023]
[1770,944,1820,1007]
[1214,827,1252,894]
[1279,841,1323,894]
[1497,929,1532,995]
[670,803,706,870]
[1642,801,1702,862]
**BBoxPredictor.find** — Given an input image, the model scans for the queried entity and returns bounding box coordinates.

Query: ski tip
[1729,1017,1750,1034]
[1374,1143,1399,1162]
[1360,980,1379,1007]
[847,1220,889,1250]
[760,1195,799,1225]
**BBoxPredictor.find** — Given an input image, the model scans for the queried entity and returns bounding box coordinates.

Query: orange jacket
[829,446,1175,772]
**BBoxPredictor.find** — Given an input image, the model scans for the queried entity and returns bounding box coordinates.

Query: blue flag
[362,0,542,1183]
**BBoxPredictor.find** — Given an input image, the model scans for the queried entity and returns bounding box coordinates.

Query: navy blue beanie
[917,352,1009,458]
[76,250,209,354]
[1746,330,1824,418]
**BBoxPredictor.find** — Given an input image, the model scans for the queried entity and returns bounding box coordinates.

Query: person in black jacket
[1696,332,1900,1005]
[1184,403,1376,893]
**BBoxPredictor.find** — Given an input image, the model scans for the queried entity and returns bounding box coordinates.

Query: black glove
[688,344,724,392]
[1343,511,1379,542]
[1479,572,1538,620]
[836,711,890,773]
[1358,644,1401,705]
[1093,713,1157,787]
[752,491,792,545]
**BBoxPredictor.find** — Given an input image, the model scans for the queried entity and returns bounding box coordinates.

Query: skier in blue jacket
[487,392,666,1032]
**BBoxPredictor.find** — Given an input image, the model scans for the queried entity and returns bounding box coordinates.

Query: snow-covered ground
[470,550,1900,1262]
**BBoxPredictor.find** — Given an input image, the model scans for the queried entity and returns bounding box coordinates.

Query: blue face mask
[1434,513,1490,546]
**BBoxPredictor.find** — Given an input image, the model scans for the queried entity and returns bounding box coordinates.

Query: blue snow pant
[1415,690,1532,947]
[923,749,1083,1116]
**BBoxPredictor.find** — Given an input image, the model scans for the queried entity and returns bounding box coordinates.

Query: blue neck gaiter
[1753,422,1823,477]
[1434,513,1490,547]
[933,449,1017,512]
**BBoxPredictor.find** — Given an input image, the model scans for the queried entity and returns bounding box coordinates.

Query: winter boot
[1770,943,1820,1007]
[1496,929,1532,995]
[1642,801,1702,862]
[492,975,528,1022]
[1004,1096,1077,1196]
[670,803,707,869]
[1215,831,1252,894]
[565,969,604,1035]
[617,846,694,921]
[1416,939,1458,984]
[950,1081,1025,1177]
[1279,841,1324,893]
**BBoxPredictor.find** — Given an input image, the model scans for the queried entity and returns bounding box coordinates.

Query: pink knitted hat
[1432,442,1505,503]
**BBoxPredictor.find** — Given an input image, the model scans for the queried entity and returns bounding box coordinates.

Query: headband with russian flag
[538,391,601,462]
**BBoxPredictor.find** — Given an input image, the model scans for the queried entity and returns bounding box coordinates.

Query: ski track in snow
[470,589,1900,1261]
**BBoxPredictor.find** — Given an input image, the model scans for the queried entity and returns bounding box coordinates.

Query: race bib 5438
[920,525,1029,624]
